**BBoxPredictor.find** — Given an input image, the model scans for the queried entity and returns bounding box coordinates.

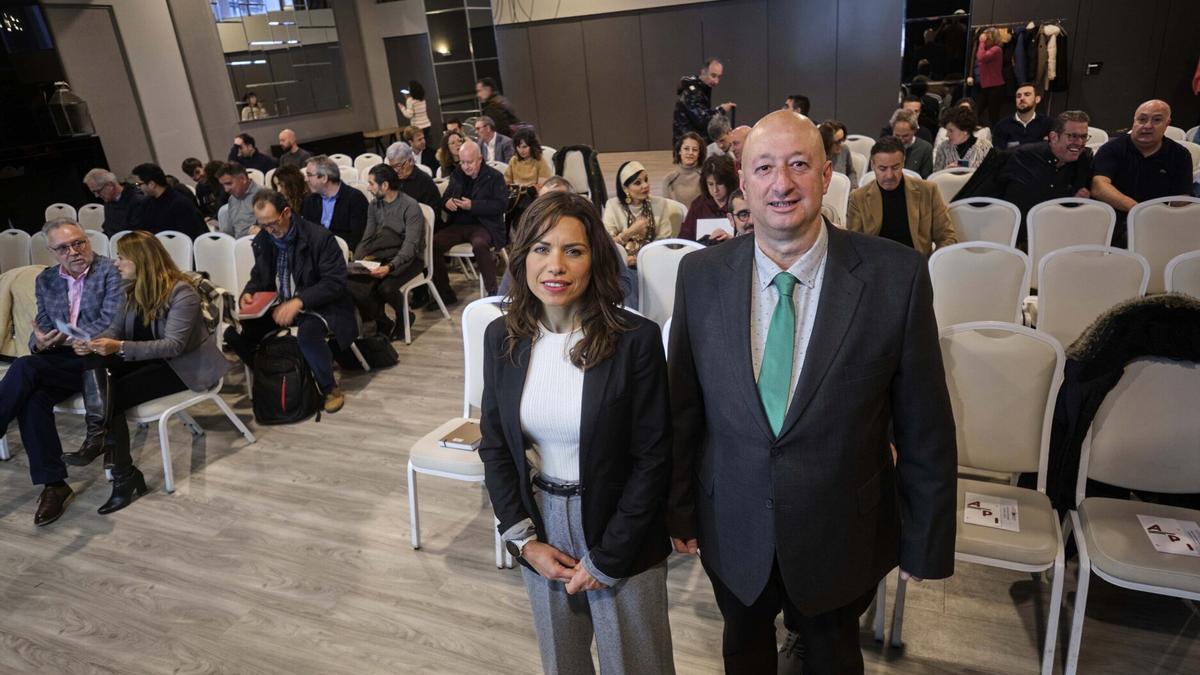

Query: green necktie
[758,272,798,436]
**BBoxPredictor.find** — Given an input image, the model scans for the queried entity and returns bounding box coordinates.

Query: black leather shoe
[64,367,112,465]
[376,317,396,339]
[426,293,455,311]
[98,467,148,515]
[35,484,74,526]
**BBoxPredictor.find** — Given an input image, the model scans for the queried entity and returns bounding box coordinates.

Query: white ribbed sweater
[520,327,585,482]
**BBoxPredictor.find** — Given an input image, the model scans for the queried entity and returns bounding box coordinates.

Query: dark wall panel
[836,0,905,137]
[698,0,769,131]
[383,33,442,135]
[494,26,540,133]
[1153,0,1200,131]
[767,0,837,121]
[581,15,648,152]
[527,22,593,149]
[640,7,705,149]
[1071,0,1164,131]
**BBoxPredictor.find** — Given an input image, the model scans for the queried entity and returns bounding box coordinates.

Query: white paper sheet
[1137,515,1200,557]
[963,492,1020,532]
[696,218,732,240]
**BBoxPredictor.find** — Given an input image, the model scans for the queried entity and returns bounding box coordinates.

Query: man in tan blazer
[847,136,956,256]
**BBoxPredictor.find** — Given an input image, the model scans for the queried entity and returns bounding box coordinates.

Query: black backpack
[252,330,322,424]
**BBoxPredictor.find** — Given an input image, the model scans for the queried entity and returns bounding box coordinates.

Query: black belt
[533,474,582,497]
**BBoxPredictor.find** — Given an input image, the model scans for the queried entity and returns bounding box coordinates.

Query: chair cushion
[956,478,1060,567]
[447,243,474,256]
[54,387,214,419]
[1077,497,1200,594]
[409,417,485,477]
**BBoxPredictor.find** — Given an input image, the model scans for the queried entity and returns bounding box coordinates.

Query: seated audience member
[725,189,754,236]
[203,160,231,209]
[727,125,752,169]
[504,127,553,188]
[538,176,574,196]
[300,155,369,251]
[348,164,426,340]
[847,136,956,256]
[891,109,935,177]
[882,95,935,143]
[706,114,733,158]
[1092,99,1194,247]
[182,158,220,219]
[783,94,811,115]
[166,173,205,218]
[270,164,307,214]
[680,155,738,243]
[906,79,942,139]
[240,92,268,121]
[276,129,312,169]
[436,130,466,179]
[403,125,438,170]
[661,132,706,208]
[385,141,443,229]
[476,77,522,135]
[475,116,515,164]
[216,162,262,238]
[603,161,674,268]
[431,141,507,304]
[933,106,993,171]
[226,133,276,174]
[131,163,207,238]
[83,168,145,237]
[819,120,859,187]
[992,84,1053,150]
[444,118,464,135]
[0,219,123,526]
[225,190,354,413]
[816,126,849,228]
[64,231,230,513]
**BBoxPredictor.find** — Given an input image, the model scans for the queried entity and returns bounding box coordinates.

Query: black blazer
[479,310,673,580]
[668,224,957,615]
[300,182,370,251]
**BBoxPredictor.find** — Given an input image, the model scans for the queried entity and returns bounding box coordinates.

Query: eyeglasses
[131,181,145,187]
[1062,133,1089,142]
[50,239,90,255]
[730,209,752,221]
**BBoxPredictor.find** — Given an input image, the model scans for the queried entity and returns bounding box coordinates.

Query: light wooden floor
[2,152,1198,674]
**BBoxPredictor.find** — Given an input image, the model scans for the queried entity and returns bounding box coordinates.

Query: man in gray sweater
[217,162,261,238]
[348,163,426,339]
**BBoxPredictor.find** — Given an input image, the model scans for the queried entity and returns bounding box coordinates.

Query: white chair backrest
[233,235,256,293]
[661,316,672,358]
[246,168,265,187]
[940,322,1064,484]
[44,203,76,222]
[487,160,508,174]
[329,153,354,169]
[661,198,688,237]
[844,135,874,160]
[29,231,56,267]
[1081,357,1200,501]
[156,230,194,271]
[849,152,867,183]
[354,153,383,175]
[636,238,704,328]
[0,229,32,273]
[348,181,372,202]
[462,296,504,415]
[1179,141,1200,172]
[417,163,433,176]
[264,168,276,189]
[1036,245,1149,348]
[339,166,360,183]
[948,197,1020,247]
[109,230,131,252]
[1025,197,1116,288]
[1127,196,1200,293]
[927,168,974,203]
[1165,250,1200,297]
[334,235,350,261]
[858,168,921,188]
[193,232,238,293]
[1164,125,1186,142]
[825,172,851,224]
[419,204,436,272]
[1186,125,1199,143]
[561,149,591,195]
[436,179,449,196]
[86,230,109,258]
[1086,126,1109,146]
[543,146,556,165]
[77,203,105,231]
[928,242,1029,327]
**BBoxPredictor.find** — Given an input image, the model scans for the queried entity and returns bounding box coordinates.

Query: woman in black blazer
[479,192,675,674]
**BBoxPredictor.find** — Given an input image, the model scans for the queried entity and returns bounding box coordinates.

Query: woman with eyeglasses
[819,119,859,188]
[436,130,466,179]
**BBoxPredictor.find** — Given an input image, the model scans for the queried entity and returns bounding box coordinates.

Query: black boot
[63,367,112,466]
[98,466,147,514]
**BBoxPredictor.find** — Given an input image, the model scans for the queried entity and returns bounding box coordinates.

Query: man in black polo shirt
[991,84,1053,150]
[1093,99,1194,247]
[995,110,1094,248]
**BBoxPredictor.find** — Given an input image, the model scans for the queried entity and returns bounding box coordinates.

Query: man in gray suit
[474,116,514,164]
[668,111,957,673]
[891,108,934,178]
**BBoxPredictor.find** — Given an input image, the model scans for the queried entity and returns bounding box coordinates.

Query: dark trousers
[104,358,187,472]
[224,313,337,393]
[978,86,1006,127]
[704,557,875,675]
[432,224,496,298]
[0,350,87,485]
[346,258,424,324]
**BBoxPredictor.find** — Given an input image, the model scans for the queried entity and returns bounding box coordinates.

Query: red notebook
[238,291,278,319]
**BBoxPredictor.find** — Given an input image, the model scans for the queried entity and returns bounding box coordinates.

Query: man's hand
[239,293,253,308]
[233,137,243,148]
[271,298,303,327]
[445,198,459,212]
[457,197,472,211]
[1074,187,1090,199]
[30,321,66,351]
[72,339,92,356]
[899,569,923,582]
[369,264,390,279]
[671,537,699,555]
[708,228,732,242]
[720,102,736,113]
[566,564,607,594]
[522,542,576,583]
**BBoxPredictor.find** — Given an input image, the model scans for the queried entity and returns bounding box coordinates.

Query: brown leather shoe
[323,387,345,414]
[34,484,74,526]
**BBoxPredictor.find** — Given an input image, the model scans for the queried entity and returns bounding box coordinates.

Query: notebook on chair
[438,421,482,451]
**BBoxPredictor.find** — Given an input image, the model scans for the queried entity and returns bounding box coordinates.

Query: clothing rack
[971,18,1069,29]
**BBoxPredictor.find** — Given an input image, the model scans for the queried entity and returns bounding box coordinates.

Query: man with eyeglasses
[0,219,124,526]
[385,141,442,230]
[130,162,208,239]
[1092,99,1194,247]
[83,168,145,237]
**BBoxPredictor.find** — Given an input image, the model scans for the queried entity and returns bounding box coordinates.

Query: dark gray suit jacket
[905,137,935,178]
[667,224,957,614]
[112,281,230,392]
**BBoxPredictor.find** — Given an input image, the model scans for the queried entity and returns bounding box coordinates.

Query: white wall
[492,0,717,24]
[355,0,427,131]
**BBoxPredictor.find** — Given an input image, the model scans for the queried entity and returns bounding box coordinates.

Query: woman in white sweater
[602,161,674,268]
[397,80,432,148]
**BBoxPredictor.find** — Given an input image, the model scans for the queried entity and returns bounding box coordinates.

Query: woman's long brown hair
[502,191,630,369]
[115,230,193,323]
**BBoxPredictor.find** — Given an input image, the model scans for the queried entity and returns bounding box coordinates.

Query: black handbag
[333,335,399,370]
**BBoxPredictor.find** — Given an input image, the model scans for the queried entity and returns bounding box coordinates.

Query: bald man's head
[1131,99,1172,151]
[459,139,482,177]
[279,128,298,152]
[729,125,752,162]
[740,110,831,245]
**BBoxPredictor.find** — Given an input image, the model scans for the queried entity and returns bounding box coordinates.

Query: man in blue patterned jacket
[0,219,123,525]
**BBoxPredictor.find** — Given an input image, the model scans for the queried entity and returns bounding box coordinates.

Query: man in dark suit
[474,115,515,164]
[300,155,369,251]
[430,140,507,305]
[668,111,957,673]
